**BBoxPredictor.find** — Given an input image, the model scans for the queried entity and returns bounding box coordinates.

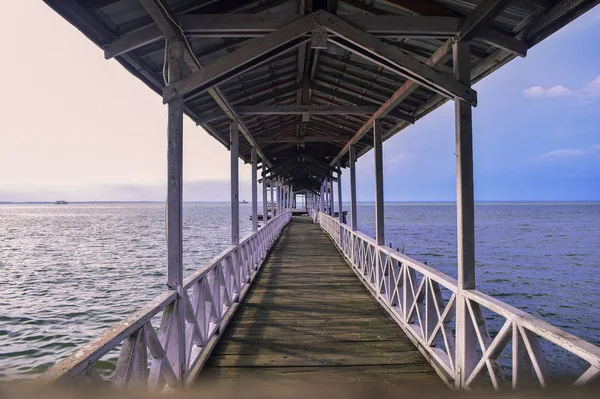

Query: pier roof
[44,0,598,191]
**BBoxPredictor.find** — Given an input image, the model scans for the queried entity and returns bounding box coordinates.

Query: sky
[0,3,598,202]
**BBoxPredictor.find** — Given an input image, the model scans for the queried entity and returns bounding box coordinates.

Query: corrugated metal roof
[42,0,599,191]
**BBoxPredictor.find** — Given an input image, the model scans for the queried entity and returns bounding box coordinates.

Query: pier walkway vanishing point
[199,217,443,387]
[37,0,600,392]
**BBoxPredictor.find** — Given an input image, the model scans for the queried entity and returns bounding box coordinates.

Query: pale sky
[1,3,599,202]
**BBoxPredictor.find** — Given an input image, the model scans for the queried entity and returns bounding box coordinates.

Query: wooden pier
[37,0,600,392]
[200,217,443,387]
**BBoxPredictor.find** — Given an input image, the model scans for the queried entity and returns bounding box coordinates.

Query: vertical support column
[349,145,358,232]
[454,40,476,389]
[251,148,258,232]
[320,182,325,213]
[374,119,385,247]
[270,179,275,218]
[165,39,185,381]
[230,120,239,245]
[337,160,343,246]
[276,179,281,215]
[262,170,268,224]
[329,173,334,216]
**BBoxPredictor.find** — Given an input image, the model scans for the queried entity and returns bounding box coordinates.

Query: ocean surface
[0,202,599,380]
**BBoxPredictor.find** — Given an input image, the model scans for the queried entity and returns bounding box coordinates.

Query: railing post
[454,40,477,389]
[165,39,186,382]
[251,148,258,232]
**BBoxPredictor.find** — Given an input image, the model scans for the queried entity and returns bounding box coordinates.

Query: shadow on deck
[198,216,446,389]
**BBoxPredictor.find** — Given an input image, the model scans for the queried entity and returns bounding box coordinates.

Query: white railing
[317,212,600,389]
[40,211,292,389]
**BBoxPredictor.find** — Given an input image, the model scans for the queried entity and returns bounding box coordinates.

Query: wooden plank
[257,135,350,143]
[199,216,443,387]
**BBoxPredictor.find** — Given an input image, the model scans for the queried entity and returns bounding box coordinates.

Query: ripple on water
[1,202,599,380]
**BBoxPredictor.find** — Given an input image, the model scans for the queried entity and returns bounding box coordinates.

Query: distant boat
[240,200,248,204]
[54,200,68,205]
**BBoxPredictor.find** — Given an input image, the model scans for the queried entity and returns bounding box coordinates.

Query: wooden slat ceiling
[43,0,599,191]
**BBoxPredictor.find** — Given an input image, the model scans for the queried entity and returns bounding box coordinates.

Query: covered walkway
[199,217,444,388]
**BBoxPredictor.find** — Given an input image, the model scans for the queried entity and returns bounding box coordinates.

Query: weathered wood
[257,135,350,143]
[373,120,384,246]
[262,170,268,225]
[457,0,511,42]
[453,40,476,390]
[104,14,523,58]
[329,39,453,166]
[162,14,318,102]
[251,148,258,232]
[320,12,477,105]
[349,146,358,231]
[231,120,240,245]
[199,217,444,387]
[237,105,384,115]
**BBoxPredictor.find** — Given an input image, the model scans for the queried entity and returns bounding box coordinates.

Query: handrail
[40,211,292,388]
[316,211,600,389]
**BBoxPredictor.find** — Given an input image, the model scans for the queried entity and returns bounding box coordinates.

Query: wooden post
[262,170,268,224]
[230,120,239,245]
[454,40,476,389]
[320,182,325,213]
[374,119,385,246]
[165,39,185,381]
[337,161,343,222]
[349,145,358,232]
[329,174,334,216]
[276,179,281,215]
[251,148,258,232]
[270,179,274,218]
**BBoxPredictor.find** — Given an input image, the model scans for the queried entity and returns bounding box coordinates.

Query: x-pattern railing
[318,212,600,389]
[41,211,291,389]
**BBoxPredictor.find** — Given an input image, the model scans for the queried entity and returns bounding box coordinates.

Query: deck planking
[198,216,445,388]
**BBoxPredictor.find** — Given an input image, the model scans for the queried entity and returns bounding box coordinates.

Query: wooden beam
[237,105,383,114]
[454,40,477,389]
[231,120,240,245]
[251,148,258,232]
[349,145,357,231]
[319,12,477,105]
[373,119,384,246]
[457,0,511,42]
[104,13,524,58]
[330,39,453,166]
[257,135,350,143]
[137,0,272,168]
[162,14,319,102]
[165,39,186,381]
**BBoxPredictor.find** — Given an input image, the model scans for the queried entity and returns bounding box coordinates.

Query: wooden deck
[198,216,445,389]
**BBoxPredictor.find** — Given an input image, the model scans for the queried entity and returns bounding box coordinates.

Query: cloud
[540,148,588,158]
[523,76,600,99]
[538,144,600,159]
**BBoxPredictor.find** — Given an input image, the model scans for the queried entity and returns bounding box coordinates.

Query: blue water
[0,202,598,380]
